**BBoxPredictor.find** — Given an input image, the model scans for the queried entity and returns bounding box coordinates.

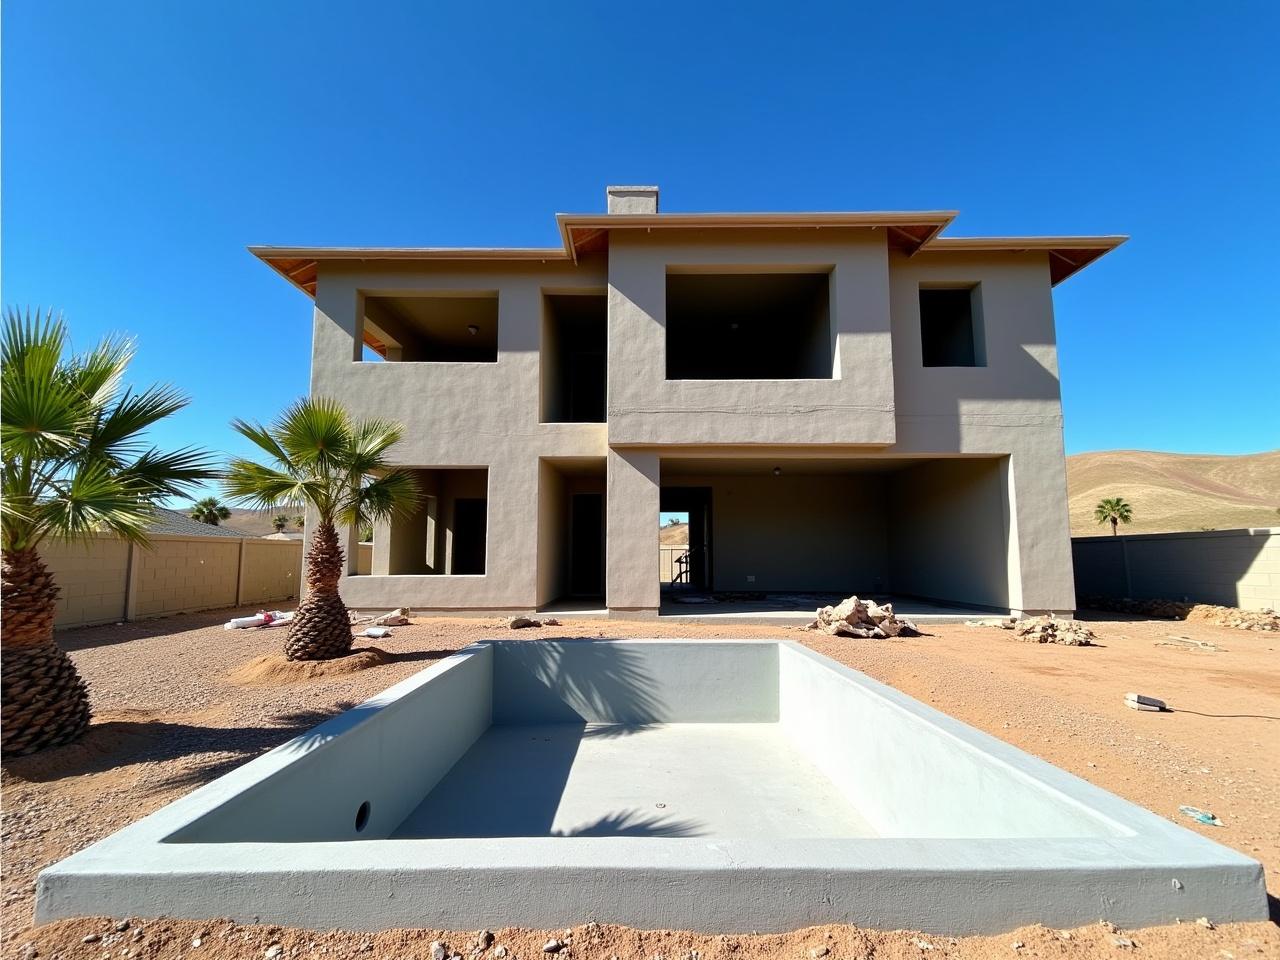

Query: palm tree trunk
[283,520,353,661]
[1,547,91,757]
[1111,518,1118,535]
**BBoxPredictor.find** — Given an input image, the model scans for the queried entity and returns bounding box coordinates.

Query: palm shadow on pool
[393,640,708,839]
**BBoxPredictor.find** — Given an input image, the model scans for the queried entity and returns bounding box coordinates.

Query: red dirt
[2,607,1277,959]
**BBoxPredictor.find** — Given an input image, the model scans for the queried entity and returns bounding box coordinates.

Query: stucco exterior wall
[606,228,896,447]
[1073,528,1279,611]
[305,230,1077,616]
[40,535,303,628]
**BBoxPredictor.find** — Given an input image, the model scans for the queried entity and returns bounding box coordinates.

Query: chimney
[606,185,659,214]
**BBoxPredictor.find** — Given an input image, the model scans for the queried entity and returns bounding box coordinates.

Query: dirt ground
[2,608,1278,959]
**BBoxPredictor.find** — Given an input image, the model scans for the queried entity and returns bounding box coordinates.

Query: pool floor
[392,723,877,840]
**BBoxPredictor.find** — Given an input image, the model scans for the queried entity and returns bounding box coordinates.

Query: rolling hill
[1066,450,1280,537]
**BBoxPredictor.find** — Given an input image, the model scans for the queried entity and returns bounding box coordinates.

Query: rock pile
[1084,596,1278,631]
[1012,615,1097,646]
[508,615,563,629]
[806,596,919,638]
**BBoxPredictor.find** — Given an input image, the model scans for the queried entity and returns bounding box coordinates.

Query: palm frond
[342,469,420,526]
[276,396,352,470]
[84,384,192,463]
[224,457,324,515]
[230,416,293,468]
[37,460,157,546]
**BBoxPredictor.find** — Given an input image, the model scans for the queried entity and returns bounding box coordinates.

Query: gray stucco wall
[302,225,1076,617]
[1073,528,1279,611]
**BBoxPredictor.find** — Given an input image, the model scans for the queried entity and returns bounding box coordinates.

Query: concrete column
[1008,442,1077,616]
[606,448,660,615]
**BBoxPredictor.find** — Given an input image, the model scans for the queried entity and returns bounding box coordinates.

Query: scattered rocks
[1085,597,1279,631]
[509,616,563,629]
[431,942,448,960]
[493,947,508,958]
[542,938,565,953]
[265,946,284,960]
[1012,615,1097,646]
[808,947,830,958]
[478,930,494,949]
[1197,917,1215,929]
[81,934,101,944]
[1111,935,1135,948]
[806,596,919,638]
[114,919,132,932]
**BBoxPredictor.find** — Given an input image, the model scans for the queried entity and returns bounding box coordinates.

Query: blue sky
[4,1,1277,505]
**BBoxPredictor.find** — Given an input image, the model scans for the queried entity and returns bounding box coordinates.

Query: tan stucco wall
[40,537,131,628]
[39,535,303,628]
[306,233,1076,616]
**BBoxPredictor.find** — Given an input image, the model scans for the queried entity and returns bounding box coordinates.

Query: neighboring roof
[251,207,1126,295]
[148,508,253,539]
[263,532,305,541]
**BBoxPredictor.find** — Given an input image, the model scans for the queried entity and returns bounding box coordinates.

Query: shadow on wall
[493,638,668,725]
[1072,529,1275,610]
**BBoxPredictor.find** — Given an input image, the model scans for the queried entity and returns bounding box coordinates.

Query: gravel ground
[2,607,1277,959]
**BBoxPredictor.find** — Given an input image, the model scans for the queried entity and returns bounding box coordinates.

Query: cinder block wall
[1072,528,1278,611]
[40,534,304,628]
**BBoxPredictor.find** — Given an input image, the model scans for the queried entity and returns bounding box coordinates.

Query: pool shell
[35,639,1267,934]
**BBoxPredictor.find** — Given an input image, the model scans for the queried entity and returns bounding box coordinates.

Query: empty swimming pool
[35,639,1267,933]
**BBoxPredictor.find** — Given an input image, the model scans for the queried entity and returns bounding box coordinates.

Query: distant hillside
[660,521,689,545]
[221,508,299,537]
[1067,450,1280,537]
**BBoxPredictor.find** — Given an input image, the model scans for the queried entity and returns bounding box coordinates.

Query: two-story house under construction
[253,186,1124,619]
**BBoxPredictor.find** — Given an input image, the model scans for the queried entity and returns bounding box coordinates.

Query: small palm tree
[189,495,231,526]
[293,514,304,530]
[224,397,418,661]
[1,309,215,756]
[1094,496,1134,536]
[272,514,290,533]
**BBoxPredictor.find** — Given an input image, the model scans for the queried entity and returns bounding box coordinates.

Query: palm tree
[272,514,290,533]
[224,397,418,661]
[1,309,215,756]
[1094,497,1134,536]
[189,495,231,526]
[293,515,304,530]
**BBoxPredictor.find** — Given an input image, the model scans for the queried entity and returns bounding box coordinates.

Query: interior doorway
[660,487,712,592]
[570,493,604,597]
[451,498,488,575]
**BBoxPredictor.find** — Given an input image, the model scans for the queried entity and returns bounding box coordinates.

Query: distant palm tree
[1,309,215,755]
[272,514,290,533]
[1094,497,1134,536]
[189,496,231,526]
[293,514,304,530]
[224,397,418,661]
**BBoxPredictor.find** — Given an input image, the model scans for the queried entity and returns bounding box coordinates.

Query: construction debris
[1178,804,1223,827]
[223,611,294,630]
[1011,615,1097,646]
[1156,635,1226,652]
[1084,596,1279,631]
[965,617,1019,630]
[1125,692,1168,712]
[805,596,919,638]
[373,608,412,626]
[508,616,563,629]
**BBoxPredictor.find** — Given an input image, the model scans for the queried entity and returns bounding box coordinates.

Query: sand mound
[227,648,392,686]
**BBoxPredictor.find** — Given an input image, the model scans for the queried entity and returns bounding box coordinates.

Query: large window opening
[657,458,1011,613]
[361,294,498,363]
[375,468,488,575]
[542,293,607,422]
[666,272,833,380]
[919,286,985,367]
